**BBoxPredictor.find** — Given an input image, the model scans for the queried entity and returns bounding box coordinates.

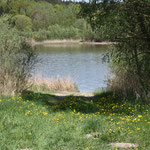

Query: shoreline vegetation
[30,76,79,93]
[29,76,95,97]
[28,38,114,46]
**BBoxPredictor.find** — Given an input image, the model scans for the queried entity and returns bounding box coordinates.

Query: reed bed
[31,76,78,92]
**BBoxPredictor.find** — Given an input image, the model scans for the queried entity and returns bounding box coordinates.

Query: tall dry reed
[31,76,78,92]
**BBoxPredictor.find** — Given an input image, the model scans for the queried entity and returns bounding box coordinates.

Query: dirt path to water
[52,91,94,97]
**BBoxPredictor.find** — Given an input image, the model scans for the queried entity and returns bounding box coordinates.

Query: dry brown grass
[31,76,78,92]
[107,72,142,97]
[0,72,29,95]
[0,74,16,95]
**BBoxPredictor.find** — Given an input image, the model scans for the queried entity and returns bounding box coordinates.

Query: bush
[0,17,37,95]
[47,25,81,40]
[23,24,81,41]
[12,15,33,31]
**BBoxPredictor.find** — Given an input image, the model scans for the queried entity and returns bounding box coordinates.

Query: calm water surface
[33,44,110,92]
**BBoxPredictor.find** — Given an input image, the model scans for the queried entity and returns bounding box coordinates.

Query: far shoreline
[28,39,114,46]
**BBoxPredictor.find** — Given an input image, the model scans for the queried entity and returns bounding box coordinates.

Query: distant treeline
[0,0,101,41]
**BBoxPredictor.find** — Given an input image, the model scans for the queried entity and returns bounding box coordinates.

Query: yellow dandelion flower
[138,115,142,118]
[128,131,132,134]
[109,129,112,133]
[25,110,31,116]
[28,132,32,135]
[43,112,48,116]
[136,128,140,131]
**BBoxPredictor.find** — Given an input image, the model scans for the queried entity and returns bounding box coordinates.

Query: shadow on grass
[21,90,148,115]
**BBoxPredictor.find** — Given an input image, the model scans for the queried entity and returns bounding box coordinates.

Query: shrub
[24,24,81,41]
[47,24,81,40]
[0,17,37,95]
[12,15,33,31]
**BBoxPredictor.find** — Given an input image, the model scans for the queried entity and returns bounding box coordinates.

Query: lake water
[33,44,110,92]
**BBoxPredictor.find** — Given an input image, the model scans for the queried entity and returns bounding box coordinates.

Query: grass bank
[0,91,150,150]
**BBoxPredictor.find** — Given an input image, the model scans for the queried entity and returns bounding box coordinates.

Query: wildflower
[138,115,142,118]
[128,131,132,134]
[137,119,140,121]
[136,128,140,131]
[0,100,2,102]
[43,112,48,116]
[147,122,150,124]
[116,122,120,125]
[28,132,32,135]
[109,129,112,133]
[132,118,137,122]
[25,110,31,116]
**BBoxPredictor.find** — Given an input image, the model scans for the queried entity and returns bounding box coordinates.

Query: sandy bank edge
[28,39,114,46]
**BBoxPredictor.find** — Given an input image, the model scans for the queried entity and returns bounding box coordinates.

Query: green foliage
[26,1,55,30]
[0,16,37,94]
[24,24,81,41]
[54,4,80,27]
[1,0,101,41]
[0,1,9,15]
[81,0,150,98]
[12,15,33,31]
[8,0,35,15]
[47,24,81,40]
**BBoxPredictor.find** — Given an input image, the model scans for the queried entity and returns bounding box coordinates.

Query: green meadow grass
[0,92,150,150]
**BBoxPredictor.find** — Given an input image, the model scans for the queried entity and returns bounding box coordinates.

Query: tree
[26,1,55,30]
[12,15,33,31]
[7,0,35,15]
[80,0,150,98]
[54,4,80,27]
